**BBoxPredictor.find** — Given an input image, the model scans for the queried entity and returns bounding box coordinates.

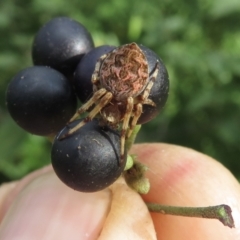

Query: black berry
[51,119,126,192]
[6,66,77,135]
[32,17,94,75]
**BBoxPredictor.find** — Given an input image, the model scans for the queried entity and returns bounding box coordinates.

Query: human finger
[131,143,240,240]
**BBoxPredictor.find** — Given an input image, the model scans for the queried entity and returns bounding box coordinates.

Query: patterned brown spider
[63,42,159,163]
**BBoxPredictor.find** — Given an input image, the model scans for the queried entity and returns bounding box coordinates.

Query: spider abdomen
[100,43,149,101]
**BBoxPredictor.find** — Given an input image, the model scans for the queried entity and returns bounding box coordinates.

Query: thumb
[0,165,156,240]
[0,167,111,240]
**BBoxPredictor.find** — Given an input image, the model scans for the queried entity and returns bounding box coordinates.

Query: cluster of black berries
[6,17,169,192]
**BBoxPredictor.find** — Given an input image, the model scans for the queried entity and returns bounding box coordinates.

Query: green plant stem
[125,125,141,152]
[147,203,235,228]
[47,133,56,143]
[124,160,150,194]
[124,154,134,170]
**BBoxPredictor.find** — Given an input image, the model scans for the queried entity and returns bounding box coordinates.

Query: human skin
[0,143,239,239]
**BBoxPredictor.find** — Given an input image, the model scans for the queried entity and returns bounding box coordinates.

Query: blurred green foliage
[0,0,240,181]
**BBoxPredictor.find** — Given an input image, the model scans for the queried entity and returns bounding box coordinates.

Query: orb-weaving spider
[63,42,159,163]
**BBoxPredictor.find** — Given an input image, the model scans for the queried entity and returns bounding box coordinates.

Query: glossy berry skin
[137,45,169,124]
[51,119,126,192]
[73,45,116,103]
[32,17,94,75]
[6,66,77,136]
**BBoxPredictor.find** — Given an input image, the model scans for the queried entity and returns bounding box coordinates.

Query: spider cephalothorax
[63,42,159,163]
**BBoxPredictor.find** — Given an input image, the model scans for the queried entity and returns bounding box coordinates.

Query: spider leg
[140,98,156,106]
[69,88,107,122]
[92,70,101,93]
[127,61,160,138]
[140,61,160,101]
[127,103,142,138]
[89,53,108,92]
[60,91,113,139]
[91,54,108,86]
[91,71,100,85]
[120,97,134,163]
[92,75,100,92]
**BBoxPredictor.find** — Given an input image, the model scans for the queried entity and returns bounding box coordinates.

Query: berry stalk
[147,203,235,228]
